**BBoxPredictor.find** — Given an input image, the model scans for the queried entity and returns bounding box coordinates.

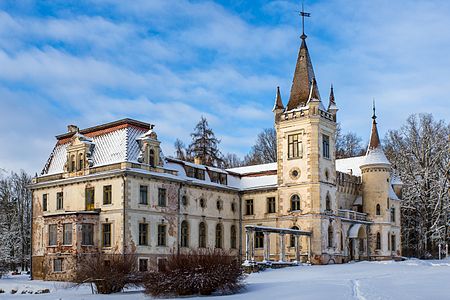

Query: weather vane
[300,2,311,39]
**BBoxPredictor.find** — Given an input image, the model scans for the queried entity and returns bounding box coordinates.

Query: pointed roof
[272,86,284,111]
[367,102,381,151]
[286,36,321,111]
[328,84,338,112]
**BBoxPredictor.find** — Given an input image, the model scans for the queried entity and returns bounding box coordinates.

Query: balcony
[338,209,368,222]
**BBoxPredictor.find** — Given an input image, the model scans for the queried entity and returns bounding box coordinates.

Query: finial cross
[300,2,311,38]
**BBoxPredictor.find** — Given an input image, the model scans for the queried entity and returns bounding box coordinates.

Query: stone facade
[30,28,402,281]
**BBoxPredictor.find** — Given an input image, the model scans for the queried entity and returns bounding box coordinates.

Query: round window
[289,167,301,180]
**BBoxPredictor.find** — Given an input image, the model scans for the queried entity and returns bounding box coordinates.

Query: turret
[327,84,338,121]
[272,86,284,123]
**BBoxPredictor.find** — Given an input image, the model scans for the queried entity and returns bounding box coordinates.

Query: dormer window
[149,149,155,167]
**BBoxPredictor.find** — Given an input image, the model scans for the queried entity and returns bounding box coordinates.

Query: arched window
[376,204,381,215]
[376,232,381,250]
[254,232,264,249]
[328,224,333,248]
[199,222,206,248]
[230,225,237,249]
[78,153,84,171]
[70,155,76,172]
[326,194,331,211]
[181,221,189,248]
[291,194,301,211]
[149,149,155,167]
[215,223,222,249]
[290,226,299,247]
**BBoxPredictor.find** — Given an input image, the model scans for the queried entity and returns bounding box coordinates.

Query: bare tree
[174,138,190,162]
[244,128,277,165]
[336,132,365,158]
[222,153,243,168]
[384,114,450,258]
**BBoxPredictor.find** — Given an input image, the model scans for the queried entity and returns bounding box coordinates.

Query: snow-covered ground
[1,259,449,299]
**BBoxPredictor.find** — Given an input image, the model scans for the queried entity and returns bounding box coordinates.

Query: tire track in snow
[351,279,367,300]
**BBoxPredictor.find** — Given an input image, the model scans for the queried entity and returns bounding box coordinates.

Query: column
[263,232,270,262]
[307,236,312,264]
[294,235,300,263]
[250,230,255,262]
[279,233,286,262]
[245,229,250,262]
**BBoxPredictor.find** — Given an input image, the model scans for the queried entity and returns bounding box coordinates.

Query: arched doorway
[348,224,367,261]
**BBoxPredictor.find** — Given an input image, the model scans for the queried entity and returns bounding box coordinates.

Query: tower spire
[272,86,284,111]
[287,3,319,111]
[368,99,381,151]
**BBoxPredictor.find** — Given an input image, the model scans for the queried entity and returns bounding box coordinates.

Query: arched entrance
[348,224,367,261]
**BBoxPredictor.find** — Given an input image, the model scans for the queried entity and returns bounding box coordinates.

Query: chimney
[67,125,79,133]
[194,157,203,165]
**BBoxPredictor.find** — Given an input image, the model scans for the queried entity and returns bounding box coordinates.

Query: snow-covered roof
[389,185,400,201]
[227,163,277,175]
[361,147,391,167]
[239,175,277,191]
[335,156,365,177]
[391,174,403,185]
[43,125,146,175]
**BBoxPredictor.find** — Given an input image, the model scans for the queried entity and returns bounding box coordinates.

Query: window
[103,185,112,205]
[53,259,63,272]
[48,224,57,246]
[181,195,188,206]
[290,226,299,247]
[215,223,222,248]
[209,171,227,185]
[376,204,381,215]
[70,154,75,172]
[43,194,48,211]
[230,225,237,249]
[199,222,206,248]
[78,153,84,170]
[391,207,396,223]
[149,149,155,167]
[328,224,333,248]
[391,235,396,251]
[82,224,94,245]
[291,194,301,211]
[267,197,276,213]
[231,202,236,212]
[85,187,95,211]
[139,223,148,246]
[180,221,189,248]
[322,135,330,159]
[245,199,254,215]
[102,223,111,247]
[388,233,391,251]
[288,134,302,158]
[158,224,166,246]
[340,231,344,251]
[216,199,223,210]
[325,194,331,211]
[185,166,205,180]
[157,258,167,272]
[139,185,148,205]
[56,192,63,210]
[158,188,166,207]
[63,223,72,245]
[376,232,381,250]
[199,198,206,208]
[254,232,264,249]
[139,259,148,272]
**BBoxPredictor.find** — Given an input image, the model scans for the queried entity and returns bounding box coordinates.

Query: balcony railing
[338,209,368,222]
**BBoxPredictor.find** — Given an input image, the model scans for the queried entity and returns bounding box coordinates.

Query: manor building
[31,27,402,281]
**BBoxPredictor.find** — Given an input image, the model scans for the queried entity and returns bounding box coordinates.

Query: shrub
[74,252,139,294]
[144,249,244,297]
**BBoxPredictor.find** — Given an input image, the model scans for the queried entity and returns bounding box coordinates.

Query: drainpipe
[238,192,243,263]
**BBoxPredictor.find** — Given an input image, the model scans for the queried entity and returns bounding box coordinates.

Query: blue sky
[0,0,449,174]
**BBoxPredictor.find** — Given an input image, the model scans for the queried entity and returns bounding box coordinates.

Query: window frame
[291,194,301,211]
[288,134,302,159]
[199,222,206,248]
[230,225,237,249]
[245,199,254,215]
[139,185,148,205]
[157,224,167,246]
[322,134,330,159]
[85,187,95,211]
[102,223,112,248]
[53,258,63,273]
[254,231,264,249]
[158,188,167,207]
[267,197,276,214]
[81,223,94,246]
[180,220,189,248]
[138,223,148,246]
[215,223,223,249]
[63,223,72,246]
[56,192,64,210]
[42,193,48,212]
[48,224,57,246]
[139,258,148,272]
[103,185,112,205]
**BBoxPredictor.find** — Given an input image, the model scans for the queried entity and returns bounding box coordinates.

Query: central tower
[272,14,340,263]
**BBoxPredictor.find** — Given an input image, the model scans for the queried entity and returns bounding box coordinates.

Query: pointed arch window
[215,223,222,249]
[230,225,237,249]
[290,226,299,247]
[376,204,381,215]
[327,224,333,248]
[291,194,301,211]
[149,149,155,167]
[199,222,206,248]
[180,221,189,248]
[376,232,381,250]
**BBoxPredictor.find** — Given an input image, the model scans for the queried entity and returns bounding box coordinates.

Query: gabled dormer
[137,125,161,168]
[64,126,94,177]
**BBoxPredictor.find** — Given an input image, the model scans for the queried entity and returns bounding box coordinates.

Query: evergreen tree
[188,117,223,167]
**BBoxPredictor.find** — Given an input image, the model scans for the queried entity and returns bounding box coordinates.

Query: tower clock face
[289,167,301,180]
